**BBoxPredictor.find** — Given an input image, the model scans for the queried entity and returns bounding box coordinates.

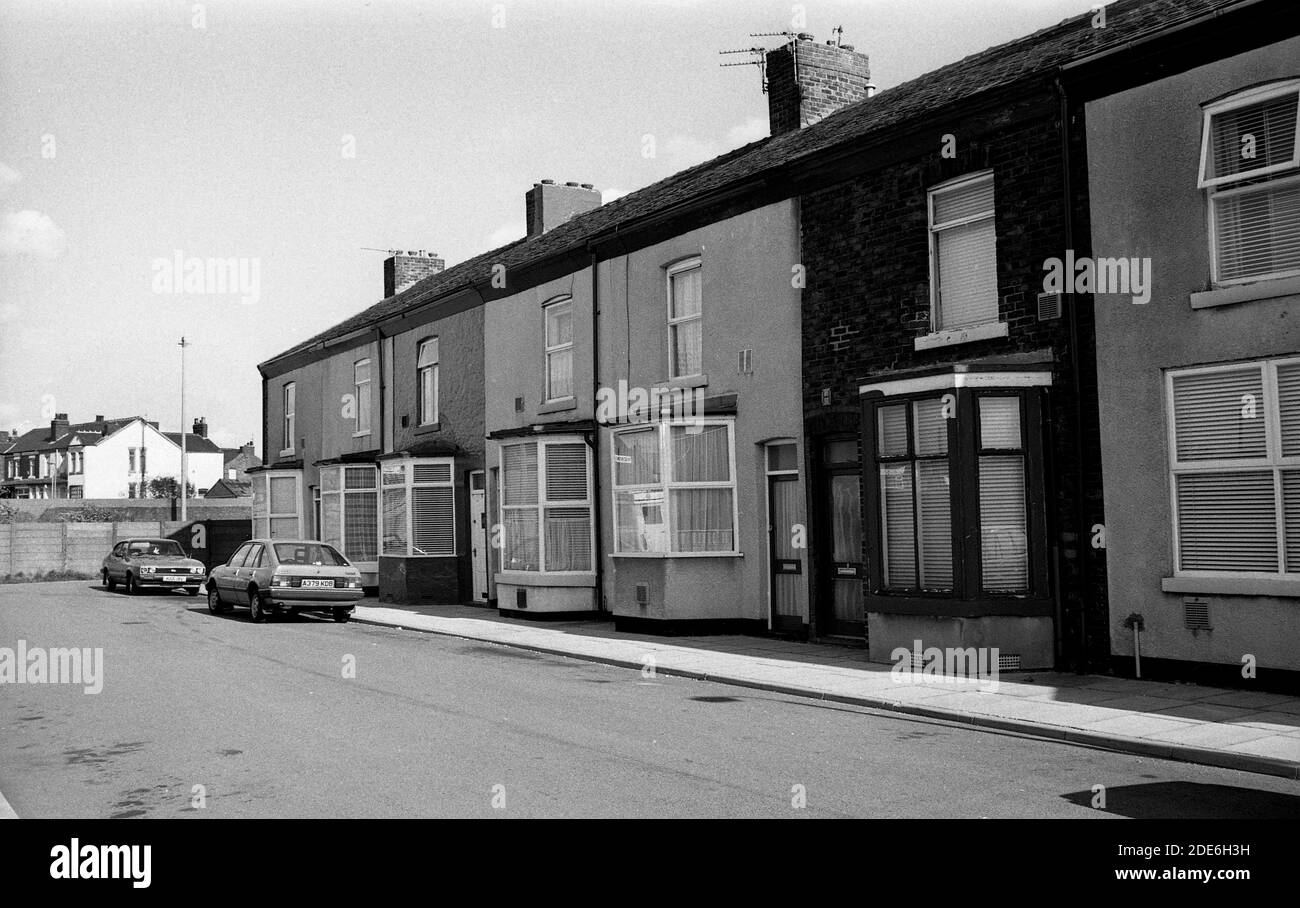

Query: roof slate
[264,0,1233,366]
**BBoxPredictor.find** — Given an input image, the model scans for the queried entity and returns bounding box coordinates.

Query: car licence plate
[301,579,335,589]
[163,575,188,583]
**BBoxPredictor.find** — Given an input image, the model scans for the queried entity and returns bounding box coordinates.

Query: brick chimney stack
[384,250,446,298]
[765,34,873,135]
[526,180,601,239]
[49,412,69,441]
[193,417,209,439]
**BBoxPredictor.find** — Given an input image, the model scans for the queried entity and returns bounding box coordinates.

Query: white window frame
[417,338,439,426]
[252,469,304,540]
[1166,356,1300,581]
[354,359,371,437]
[927,169,998,332]
[1197,79,1300,190]
[543,297,575,403]
[281,382,296,456]
[498,437,595,575]
[1198,81,1300,286]
[666,257,703,380]
[610,417,740,557]
[381,457,456,558]
[319,464,379,566]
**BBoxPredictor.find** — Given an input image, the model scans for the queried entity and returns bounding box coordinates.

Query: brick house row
[255,0,1299,682]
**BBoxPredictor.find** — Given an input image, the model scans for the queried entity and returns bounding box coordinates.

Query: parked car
[206,538,363,623]
[102,538,207,596]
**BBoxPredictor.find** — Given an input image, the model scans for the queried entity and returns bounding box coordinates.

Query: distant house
[204,478,253,498]
[219,441,261,483]
[0,414,225,499]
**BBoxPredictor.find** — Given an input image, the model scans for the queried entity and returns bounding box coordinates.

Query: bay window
[500,438,593,573]
[863,383,1046,602]
[381,458,456,557]
[320,465,378,564]
[1168,357,1300,578]
[251,470,303,540]
[1199,80,1300,285]
[612,419,737,555]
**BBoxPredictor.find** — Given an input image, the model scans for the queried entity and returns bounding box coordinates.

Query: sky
[0,0,1093,453]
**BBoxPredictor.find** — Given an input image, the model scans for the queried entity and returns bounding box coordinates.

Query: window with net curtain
[929,172,998,331]
[252,471,301,540]
[500,439,592,573]
[1168,357,1300,577]
[668,259,702,378]
[875,394,1028,593]
[320,465,378,563]
[417,338,439,425]
[544,298,573,401]
[612,421,735,554]
[1198,80,1300,285]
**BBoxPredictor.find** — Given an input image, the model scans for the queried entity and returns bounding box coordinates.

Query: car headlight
[192,566,204,574]
[141,566,155,574]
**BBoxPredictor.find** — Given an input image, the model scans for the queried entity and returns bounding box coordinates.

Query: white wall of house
[81,420,223,498]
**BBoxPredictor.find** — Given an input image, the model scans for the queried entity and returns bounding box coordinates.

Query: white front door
[470,472,488,601]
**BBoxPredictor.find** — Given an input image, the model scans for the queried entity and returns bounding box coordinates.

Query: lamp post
[179,336,189,521]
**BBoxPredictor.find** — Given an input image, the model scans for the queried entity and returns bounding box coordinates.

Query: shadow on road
[1062,782,1300,818]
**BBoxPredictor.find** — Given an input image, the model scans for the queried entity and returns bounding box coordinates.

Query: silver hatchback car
[206,539,364,623]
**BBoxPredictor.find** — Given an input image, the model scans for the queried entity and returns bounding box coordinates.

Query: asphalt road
[2,580,1299,819]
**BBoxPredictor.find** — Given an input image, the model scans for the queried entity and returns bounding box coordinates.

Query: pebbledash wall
[1085,36,1300,676]
[595,201,806,632]
[799,89,1107,670]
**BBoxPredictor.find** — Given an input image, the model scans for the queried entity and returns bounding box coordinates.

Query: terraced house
[1070,0,1300,682]
[258,0,1295,677]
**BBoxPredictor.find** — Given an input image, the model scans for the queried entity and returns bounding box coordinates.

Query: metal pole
[179,336,189,521]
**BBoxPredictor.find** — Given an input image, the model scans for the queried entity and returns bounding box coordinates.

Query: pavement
[353,601,1300,780]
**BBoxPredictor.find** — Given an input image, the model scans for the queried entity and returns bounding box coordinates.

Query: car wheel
[103,570,116,592]
[248,590,266,623]
[207,586,223,615]
[333,608,351,623]
[125,573,137,595]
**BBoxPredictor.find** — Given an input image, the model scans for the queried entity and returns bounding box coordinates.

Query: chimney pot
[525,180,601,238]
[765,36,872,135]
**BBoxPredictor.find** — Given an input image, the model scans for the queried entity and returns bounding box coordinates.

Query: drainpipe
[588,247,606,615]
[372,327,385,456]
[1122,612,1144,678]
[1056,74,1093,674]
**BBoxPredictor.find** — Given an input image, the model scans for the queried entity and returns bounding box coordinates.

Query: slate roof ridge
[261,0,1239,370]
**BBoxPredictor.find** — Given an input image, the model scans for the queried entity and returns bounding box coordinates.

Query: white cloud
[0,210,66,259]
[0,163,20,196]
[0,302,18,322]
[601,187,629,204]
[485,219,525,250]
[661,117,768,169]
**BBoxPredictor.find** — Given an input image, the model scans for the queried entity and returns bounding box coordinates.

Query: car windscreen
[128,541,185,556]
[273,543,348,566]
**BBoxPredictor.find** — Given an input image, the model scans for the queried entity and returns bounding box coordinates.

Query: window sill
[610,551,743,559]
[1162,576,1300,597]
[352,430,371,439]
[657,373,709,391]
[538,397,577,415]
[913,321,1009,351]
[278,449,295,458]
[494,571,596,588]
[413,422,441,436]
[1190,274,1300,309]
